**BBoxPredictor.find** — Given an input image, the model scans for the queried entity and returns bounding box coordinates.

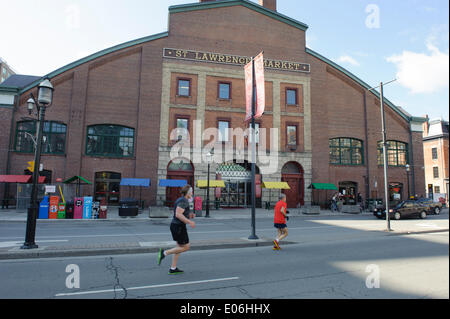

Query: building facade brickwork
[0,0,426,208]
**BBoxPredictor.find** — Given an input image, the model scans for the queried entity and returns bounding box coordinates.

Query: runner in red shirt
[273,194,288,250]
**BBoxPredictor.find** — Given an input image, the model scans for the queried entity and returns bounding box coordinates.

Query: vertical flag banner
[244,61,253,123]
[254,52,265,119]
[244,52,265,122]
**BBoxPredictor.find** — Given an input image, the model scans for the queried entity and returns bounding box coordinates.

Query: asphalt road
[0,218,448,299]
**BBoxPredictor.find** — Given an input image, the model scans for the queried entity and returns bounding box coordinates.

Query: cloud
[387,41,449,94]
[423,6,437,13]
[306,33,318,49]
[337,55,360,66]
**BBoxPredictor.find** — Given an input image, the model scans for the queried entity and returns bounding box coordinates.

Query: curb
[384,228,449,236]
[0,238,297,260]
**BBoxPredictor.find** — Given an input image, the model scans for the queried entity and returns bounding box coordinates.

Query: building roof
[306,48,426,124]
[10,1,424,125]
[424,118,449,140]
[0,74,41,89]
[16,32,168,95]
[169,0,309,31]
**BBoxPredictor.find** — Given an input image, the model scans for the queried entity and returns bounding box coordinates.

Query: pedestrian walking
[273,194,289,250]
[331,193,338,212]
[157,185,196,275]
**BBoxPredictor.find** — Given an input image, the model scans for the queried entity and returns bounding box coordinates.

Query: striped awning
[262,182,291,190]
[197,180,226,188]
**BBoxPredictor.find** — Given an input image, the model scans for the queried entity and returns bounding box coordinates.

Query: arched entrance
[166,158,194,207]
[281,162,304,208]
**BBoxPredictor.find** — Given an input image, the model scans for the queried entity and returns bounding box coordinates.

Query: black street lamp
[406,164,411,200]
[21,79,54,250]
[205,152,212,218]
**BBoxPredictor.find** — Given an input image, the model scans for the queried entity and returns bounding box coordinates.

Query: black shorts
[170,223,190,245]
[274,223,287,229]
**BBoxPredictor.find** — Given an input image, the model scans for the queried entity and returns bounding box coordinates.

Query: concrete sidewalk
[0,206,374,222]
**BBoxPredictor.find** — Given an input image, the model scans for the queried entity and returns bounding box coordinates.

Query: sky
[1,0,448,120]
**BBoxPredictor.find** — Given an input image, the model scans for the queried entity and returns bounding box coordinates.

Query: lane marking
[416,223,439,228]
[55,276,240,297]
[139,241,176,247]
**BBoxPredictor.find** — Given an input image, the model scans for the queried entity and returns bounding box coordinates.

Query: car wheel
[420,211,427,219]
[434,207,440,215]
[394,212,401,220]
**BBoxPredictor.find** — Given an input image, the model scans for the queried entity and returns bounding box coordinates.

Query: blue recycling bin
[38,196,49,219]
[83,196,93,219]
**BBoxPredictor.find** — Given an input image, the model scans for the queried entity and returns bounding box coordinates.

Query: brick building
[0,57,15,84]
[423,118,449,204]
[0,0,426,208]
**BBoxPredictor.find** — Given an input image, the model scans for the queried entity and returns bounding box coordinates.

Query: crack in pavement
[105,257,128,299]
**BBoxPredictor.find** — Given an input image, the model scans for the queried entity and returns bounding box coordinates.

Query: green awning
[308,183,338,190]
[63,176,92,185]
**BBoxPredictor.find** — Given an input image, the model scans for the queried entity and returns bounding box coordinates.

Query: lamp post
[368,79,396,232]
[406,164,411,199]
[205,152,212,218]
[21,79,54,250]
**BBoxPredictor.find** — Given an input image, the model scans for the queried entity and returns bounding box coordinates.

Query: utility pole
[369,79,396,232]
[249,57,258,240]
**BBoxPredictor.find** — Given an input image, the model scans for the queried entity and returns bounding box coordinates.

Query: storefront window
[389,182,403,202]
[94,172,121,204]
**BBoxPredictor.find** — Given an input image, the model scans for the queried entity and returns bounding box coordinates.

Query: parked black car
[414,198,443,215]
[373,200,428,220]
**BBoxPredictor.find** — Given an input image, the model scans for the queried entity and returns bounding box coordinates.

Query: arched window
[15,120,66,155]
[377,141,408,167]
[86,125,134,158]
[329,138,364,165]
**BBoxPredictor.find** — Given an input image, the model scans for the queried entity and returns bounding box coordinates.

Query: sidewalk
[0,206,375,222]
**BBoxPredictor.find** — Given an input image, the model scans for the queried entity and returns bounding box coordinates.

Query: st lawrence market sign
[163,48,310,73]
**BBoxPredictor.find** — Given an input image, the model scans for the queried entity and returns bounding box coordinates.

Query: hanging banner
[244,52,265,122]
[244,61,253,123]
[254,52,265,119]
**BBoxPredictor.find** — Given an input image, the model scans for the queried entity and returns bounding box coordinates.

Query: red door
[282,174,305,208]
[166,174,194,208]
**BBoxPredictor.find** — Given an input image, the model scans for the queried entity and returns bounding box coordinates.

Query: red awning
[0,175,46,184]
[38,176,46,184]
